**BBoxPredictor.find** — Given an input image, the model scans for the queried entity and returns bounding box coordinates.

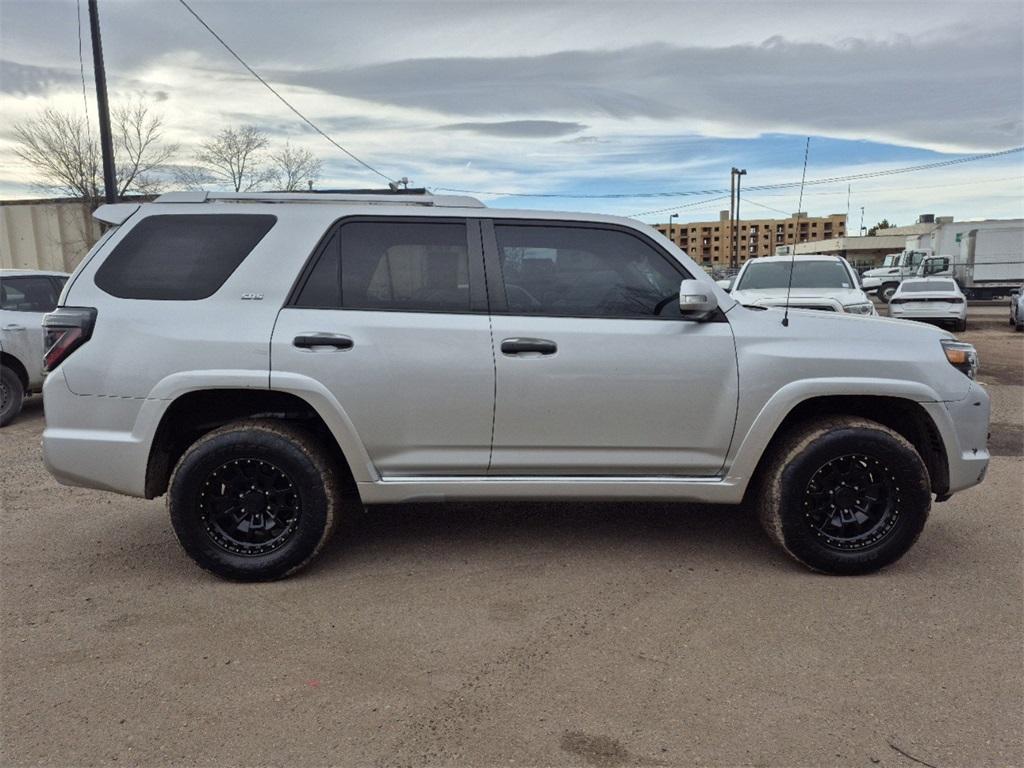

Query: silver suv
[1,269,68,426]
[41,191,990,580]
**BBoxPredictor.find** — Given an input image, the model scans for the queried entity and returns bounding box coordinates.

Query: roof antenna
[782,137,811,327]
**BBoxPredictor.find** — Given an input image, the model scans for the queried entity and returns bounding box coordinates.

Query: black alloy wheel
[802,453,899,551]
[199,458,302,556]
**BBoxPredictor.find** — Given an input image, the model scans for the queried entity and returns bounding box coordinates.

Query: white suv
[1,269,68,425]
[41,191,990,580]
[728,254,875,315]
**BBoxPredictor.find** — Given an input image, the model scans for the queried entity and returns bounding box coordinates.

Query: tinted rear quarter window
[95,214,276,300]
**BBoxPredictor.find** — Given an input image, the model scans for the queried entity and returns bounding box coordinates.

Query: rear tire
[879,283,899,303]
[757,417,931,575]
[954,318,967,333]
[0,366,25,427]
[168,419,343,581]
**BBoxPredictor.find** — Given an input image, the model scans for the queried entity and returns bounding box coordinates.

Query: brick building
[655,209,847,266]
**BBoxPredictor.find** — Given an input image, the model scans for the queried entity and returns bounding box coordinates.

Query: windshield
[736,260,853,290]
[900,280,957,293]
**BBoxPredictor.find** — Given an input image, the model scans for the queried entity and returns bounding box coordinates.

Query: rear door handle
[3,324,26,331]
[500,337,557,355]
[293,334,353,350]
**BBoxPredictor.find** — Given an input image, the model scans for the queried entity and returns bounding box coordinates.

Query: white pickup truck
[860,250,931,302]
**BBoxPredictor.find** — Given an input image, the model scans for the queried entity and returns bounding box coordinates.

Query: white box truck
[918,225,1024,299]
[862,219,1023,301]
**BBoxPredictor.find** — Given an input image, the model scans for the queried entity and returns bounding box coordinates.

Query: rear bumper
[41,372,150,497]
[889,305,966,321]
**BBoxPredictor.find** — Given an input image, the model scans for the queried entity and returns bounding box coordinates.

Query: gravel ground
[1,309,1021,768]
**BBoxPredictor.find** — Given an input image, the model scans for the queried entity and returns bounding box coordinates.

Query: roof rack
[154,190,485,208]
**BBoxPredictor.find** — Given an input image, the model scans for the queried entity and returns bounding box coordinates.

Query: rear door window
[294,220,474,312]
[0,276,59,312]
[94,214,276,300]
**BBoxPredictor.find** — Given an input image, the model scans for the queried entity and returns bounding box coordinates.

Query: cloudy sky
[1,0,1022,226]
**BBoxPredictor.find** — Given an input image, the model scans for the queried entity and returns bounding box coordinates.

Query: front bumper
[922,381,991,496]
[860,276,882,290]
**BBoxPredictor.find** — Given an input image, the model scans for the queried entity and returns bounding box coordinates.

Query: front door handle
[293,334,353,350]
[500,337,557,355]
[3,324,26,331]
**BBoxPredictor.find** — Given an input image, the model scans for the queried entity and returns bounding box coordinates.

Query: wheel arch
[144,388,365,501]
[744,394,949,502]
[1,351,30,391]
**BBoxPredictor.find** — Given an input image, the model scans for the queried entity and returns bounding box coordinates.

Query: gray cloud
[442,120,586,138]
[276,34,1024,151]
[0,59,77,95]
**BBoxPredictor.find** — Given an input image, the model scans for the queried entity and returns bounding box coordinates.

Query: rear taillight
[889,298,905,305]
[949,297,965,304]
[42,307,97,372]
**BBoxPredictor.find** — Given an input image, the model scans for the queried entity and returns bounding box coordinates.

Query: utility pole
[729,169,736,267]
[88,0,117,205]
[734,168,746,266]
[667,212,678,242]
[729,168,746,268]
[860,206,866,236]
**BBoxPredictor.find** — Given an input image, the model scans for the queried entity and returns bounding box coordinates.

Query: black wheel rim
[802,453,900,550]
[198,458,301,556]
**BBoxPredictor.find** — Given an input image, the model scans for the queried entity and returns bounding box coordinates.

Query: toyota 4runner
[41,190,990,580]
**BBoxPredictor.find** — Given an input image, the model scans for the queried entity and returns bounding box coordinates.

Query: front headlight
[941,339,978,379]
[844,302,875,315]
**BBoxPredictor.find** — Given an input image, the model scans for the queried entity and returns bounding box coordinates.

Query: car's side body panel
[40,199,989,507]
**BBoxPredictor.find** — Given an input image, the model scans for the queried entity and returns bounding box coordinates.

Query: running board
[356,475,744,505]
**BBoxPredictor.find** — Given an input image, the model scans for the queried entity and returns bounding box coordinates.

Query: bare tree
[13,108,100,202]
[193,125,275,192]
[270,142,323,191]
[13,102,177,206]
[113,101,178,196]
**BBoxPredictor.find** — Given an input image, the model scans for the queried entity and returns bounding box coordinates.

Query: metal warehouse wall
[0,201,102,272]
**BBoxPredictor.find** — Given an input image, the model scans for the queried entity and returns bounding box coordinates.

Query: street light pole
[88,0,117,205]
[667,213,678,242]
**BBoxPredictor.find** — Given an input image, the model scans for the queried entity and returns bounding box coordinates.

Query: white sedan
[888,277,968,332]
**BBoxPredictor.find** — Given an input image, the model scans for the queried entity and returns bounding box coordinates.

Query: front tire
[757,417,931,575]
[879,283,899,303]
[168,420,342,581]
[0,365,25,427]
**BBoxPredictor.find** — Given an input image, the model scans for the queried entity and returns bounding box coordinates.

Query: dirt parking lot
[2,309,1022,768]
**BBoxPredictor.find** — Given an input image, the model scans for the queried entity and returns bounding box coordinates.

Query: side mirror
[715,279,732,292]
[679,279,718,320]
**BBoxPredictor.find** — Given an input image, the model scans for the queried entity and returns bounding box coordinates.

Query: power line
[436,146,1024,200]
[175,0,394,183]
[743,197,792,216]
[75,0,91,134]
[631,195,732,218]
